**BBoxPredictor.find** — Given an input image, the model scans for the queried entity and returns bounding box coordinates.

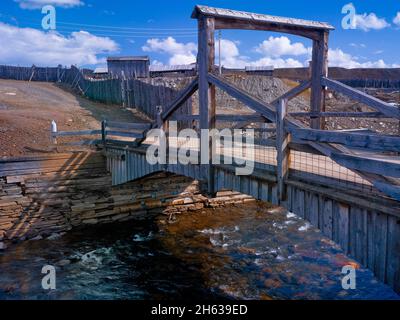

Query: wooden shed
[107,56,150,79]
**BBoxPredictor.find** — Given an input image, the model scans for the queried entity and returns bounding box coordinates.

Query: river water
[0,202,398,300]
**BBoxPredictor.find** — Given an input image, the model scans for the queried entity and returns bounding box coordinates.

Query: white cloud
[142,37,197,65]
[393,12,400,27]
[14,0,84,9]
[328,48,389,68]
[216,37,307,68]
[354,13,390,31]
[0,22,118,67]
[255,36,309,57]
[349,43,366,48]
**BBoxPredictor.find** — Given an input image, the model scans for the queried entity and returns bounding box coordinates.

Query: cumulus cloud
[141,36,397,69]
[255,36,309,57]
[328,48,388,68]
[354,13,390,31]
[393,12,400,27]
[142,37,197,65]
[0,22,118,67]
[14,0,84,9]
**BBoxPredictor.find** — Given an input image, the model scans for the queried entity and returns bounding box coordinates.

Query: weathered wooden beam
[173,114,267,123]
[106,121,152,131]
[161,77,199,121]
[321,77,400,119]
[289,111,386,118]
[198,16,216,194]
[288,128,400,152]
[331,153,400,178]
[54,130,101,137]
[207,73,276,122]
[310,31,329,129]
[270,80,312,106]
[213,18,324,41]
[106,131,144,139]
[276,99,290,203]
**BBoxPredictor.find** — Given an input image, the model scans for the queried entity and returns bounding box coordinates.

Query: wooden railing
[50,71,400,202]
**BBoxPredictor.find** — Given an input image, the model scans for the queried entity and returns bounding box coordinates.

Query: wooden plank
[161,77,199,121]
[55,130,101,137]
[260,182,269,202]
[322,198,333,239]
[336,202,350,254]
[288,127,400,152]
[309,193,319,227]
[192,5,335,31]
[106,131,144,139]
[355,208,368,265]
[294,188,305,218]
[321,77,400,119]
[106,121,151,131]
[174,114,267,123]
[290,111,385,118]
[386,215,400,291]
[370,212,388,282]
[331,153,400,178]
[270,80,312,106]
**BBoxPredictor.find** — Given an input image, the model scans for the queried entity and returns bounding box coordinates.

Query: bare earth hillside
[0,80,146,157]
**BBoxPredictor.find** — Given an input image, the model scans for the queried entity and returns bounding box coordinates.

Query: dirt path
[0,80,147,157]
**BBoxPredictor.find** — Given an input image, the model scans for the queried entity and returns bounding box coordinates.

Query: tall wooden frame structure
[192,5,334,194]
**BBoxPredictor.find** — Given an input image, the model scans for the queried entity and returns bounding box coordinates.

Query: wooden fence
[0,64,192,121]
[0,65,63,82]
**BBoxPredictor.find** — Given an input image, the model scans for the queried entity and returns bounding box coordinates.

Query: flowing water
[0,202,398,300]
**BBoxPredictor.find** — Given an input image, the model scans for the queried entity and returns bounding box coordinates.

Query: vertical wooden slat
[386,215,400,291]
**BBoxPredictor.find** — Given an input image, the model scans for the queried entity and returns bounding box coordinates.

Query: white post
[51,120,58,145]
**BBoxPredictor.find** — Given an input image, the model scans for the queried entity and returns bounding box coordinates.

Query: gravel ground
[0,80,147,157]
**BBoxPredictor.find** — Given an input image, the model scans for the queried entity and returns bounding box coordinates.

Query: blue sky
[1,0,400,68]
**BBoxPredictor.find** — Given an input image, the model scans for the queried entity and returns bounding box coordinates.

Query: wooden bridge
[52,6,400,292]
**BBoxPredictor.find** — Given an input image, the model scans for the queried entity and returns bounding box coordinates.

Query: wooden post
[101,120,107,146]
[121,79,127,108]
[157,106,169,167]
[51,120,58,145]
[198,15,216,195]
[310,31,329,129]
[276,99,290,204]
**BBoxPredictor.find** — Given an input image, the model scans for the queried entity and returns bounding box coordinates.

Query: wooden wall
[108,60,150,79]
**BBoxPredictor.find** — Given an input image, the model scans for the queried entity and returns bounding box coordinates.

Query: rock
[0,242,6,250]
[57,259,71,267]
[30,235,43,241]
[47,233,62,240]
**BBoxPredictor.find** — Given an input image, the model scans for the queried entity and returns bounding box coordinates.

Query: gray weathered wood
[276,99,290,203]
[321,77,400,120]
[310,31,329,129]
[288,127,400,152]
